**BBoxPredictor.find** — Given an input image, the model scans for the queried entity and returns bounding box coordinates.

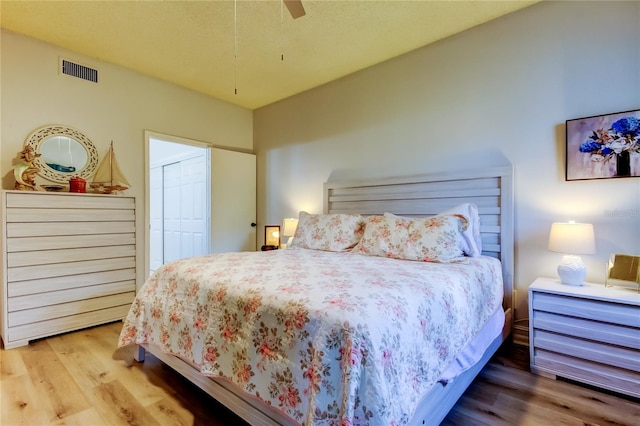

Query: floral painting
[566,109,640,180]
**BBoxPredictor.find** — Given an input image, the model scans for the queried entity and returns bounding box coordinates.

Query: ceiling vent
[60,58,98,83]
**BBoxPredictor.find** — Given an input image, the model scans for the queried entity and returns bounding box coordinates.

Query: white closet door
[162,154,208,264]
[179,155,207,258]
[162,162,182,263]
[210,148,256,253]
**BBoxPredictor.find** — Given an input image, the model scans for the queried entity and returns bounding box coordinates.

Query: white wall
[254,1,640,318]
[1,29,253,289]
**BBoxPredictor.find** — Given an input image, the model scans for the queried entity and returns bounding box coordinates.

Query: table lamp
[281,218,299,248]
[547,221,596,286]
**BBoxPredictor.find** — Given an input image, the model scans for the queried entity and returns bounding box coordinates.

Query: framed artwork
[566,109,640,181]
[606,253,640,291]
[264,225,280,247]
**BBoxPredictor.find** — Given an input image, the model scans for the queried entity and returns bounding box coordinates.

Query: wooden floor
[1,322,638,426]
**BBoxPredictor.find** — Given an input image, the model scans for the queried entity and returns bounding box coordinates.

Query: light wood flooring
[1,322,638,425]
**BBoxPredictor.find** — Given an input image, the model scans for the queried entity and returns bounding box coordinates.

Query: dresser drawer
[7,221,135,237]
[532,329,640,372]
[7,233,135,252]
[532,310,640,349]
[7,305,131,344]
[8,257,136,282]
[8,292,135,327]
[6,192,134,210]
[6,207,134,223]
[7,245,135,268]
[9,280,135,311]
[533,348,640,397]
[8,268,136,297]
[531,291,639,327]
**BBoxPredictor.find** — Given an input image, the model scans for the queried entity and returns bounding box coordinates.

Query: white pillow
[438,203,482,257]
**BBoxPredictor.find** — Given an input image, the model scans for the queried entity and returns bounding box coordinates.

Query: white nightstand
[528,277,640,398]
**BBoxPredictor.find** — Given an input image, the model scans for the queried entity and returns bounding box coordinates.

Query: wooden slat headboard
[323,166,514,311]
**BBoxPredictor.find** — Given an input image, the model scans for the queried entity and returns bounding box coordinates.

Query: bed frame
[136,166,514,425]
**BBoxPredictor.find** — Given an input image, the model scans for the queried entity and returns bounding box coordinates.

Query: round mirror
[40,136,88,173]
[25,125,99,183]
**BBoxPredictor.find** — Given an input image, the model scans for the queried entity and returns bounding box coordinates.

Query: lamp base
[557,255,587,286]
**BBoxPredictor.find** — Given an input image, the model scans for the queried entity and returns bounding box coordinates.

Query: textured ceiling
[1,0,538,109]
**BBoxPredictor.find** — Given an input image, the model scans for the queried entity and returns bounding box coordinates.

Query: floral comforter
[118,248,503,425]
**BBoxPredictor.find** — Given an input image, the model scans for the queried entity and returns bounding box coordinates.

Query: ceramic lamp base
[557,255,587,286]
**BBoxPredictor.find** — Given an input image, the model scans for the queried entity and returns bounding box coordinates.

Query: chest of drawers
[529,277,640,398]
[1,190,136,349]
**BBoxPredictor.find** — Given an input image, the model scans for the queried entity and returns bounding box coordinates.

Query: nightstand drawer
[534,348,640,397]
[533,329,640,372]
[532,292,639,327]
[532,310,640,349]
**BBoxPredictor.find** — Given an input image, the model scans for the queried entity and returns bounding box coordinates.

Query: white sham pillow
[438,203,482,257]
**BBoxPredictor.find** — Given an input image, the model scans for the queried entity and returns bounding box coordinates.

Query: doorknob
[250,222,257,227]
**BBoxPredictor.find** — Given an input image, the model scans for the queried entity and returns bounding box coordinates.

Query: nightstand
[528,277,640,398]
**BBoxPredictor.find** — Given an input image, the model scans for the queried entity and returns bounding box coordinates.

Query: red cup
[69,176,87,193]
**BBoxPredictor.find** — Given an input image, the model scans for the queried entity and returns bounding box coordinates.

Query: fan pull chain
[234,0,238,95]
[280,0,284,61]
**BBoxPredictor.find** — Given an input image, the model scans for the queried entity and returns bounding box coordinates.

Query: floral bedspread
[118,248,503,425]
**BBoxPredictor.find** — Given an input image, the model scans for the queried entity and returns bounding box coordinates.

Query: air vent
[60,58,98,83]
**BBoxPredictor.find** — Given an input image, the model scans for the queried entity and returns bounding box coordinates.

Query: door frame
[144,130,211,281]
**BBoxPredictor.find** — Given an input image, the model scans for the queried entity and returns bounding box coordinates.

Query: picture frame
[264,225,280,247]
[566,109,640,181]
[606,253,640,292]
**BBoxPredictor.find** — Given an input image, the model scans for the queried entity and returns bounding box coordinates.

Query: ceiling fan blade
[283,0,306,19]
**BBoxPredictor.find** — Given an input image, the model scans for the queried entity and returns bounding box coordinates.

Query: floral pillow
[290,211,365,252]
[352,213,467,263]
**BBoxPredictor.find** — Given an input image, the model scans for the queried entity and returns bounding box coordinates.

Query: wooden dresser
[529,277,640,398]
[1,190,136,349]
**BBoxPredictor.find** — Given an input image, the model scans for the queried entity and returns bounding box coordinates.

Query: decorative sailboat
[90,141,131,194]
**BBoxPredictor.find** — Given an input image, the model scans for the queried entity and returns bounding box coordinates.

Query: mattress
[438,306,504,384]
[119,248,504,425]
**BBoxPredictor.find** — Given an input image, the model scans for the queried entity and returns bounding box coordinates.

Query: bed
[119,166,514,425]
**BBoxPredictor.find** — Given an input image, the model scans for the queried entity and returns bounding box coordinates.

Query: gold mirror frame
[25,125,99,184]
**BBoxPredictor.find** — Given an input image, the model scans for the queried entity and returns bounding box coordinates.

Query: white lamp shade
[548,222,595,255]
[282,218,299,237]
